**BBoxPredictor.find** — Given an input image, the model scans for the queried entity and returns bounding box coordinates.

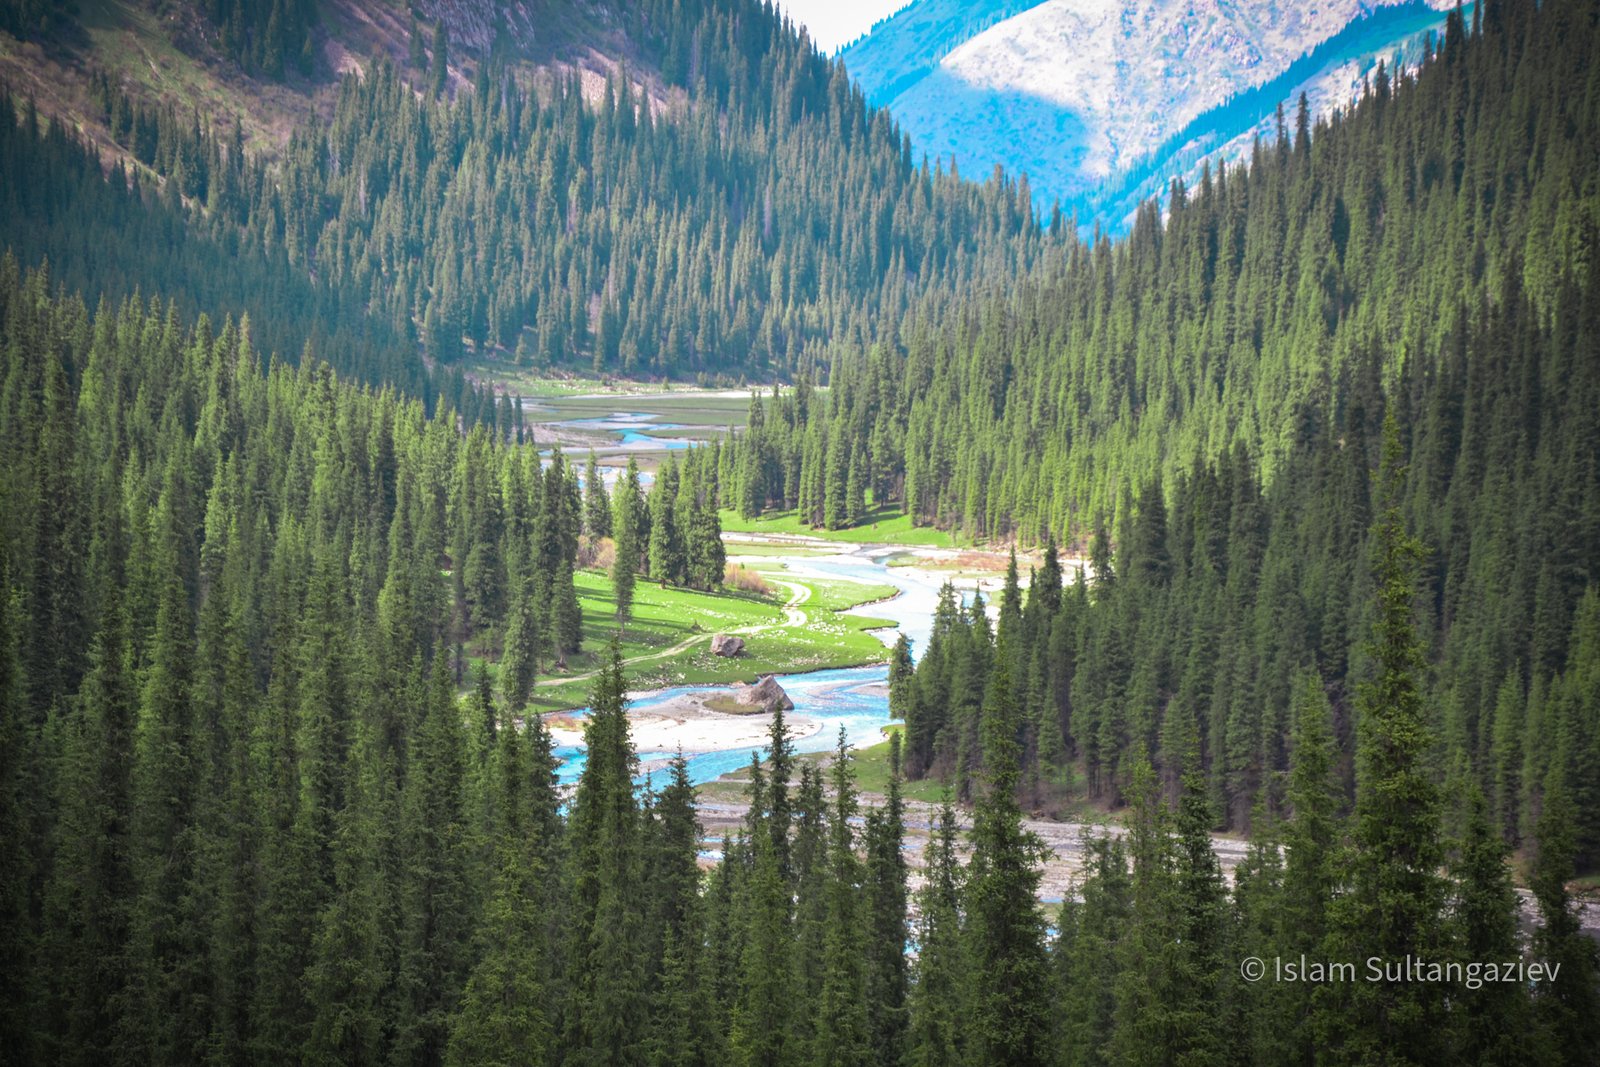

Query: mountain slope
[842,0,1456,228]
[0,0,1060,397]
[731,0,1600,845]
[837,0,1043,100]
[0,0,656,162]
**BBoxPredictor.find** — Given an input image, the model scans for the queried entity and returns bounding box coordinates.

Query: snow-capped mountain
[841,0,1459,230]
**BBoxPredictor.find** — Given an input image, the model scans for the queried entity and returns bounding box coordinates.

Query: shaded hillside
[1,0,1064,390]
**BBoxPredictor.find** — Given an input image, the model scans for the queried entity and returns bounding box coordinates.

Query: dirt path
[533,631,706,689]
[763,578,810,628]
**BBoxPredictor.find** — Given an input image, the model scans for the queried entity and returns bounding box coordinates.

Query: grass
[462,360,757,427]
[694,775,756,805]
[847,725,951,805]
[478,380,758,456]
[715,724,950,806]
[526,570,892,710]
[702,694,759,714]
[54,0,328,154]
[459,364,621,397]
[795,577,899,612]
[717,505,959,548]
[462,358,748,409]
[736,559,899,610]
[1570,873,1600,896]
[709,723,959,808]
[572,568,775,649]
[527,570,778,709]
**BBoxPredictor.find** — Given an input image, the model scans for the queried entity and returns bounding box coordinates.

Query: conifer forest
[0,0,1597,1064]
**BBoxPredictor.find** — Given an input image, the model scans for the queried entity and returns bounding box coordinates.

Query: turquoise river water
[549,546,949,788]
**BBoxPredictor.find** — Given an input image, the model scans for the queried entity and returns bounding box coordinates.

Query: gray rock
[746,674,794,712]
[710,634,745,657]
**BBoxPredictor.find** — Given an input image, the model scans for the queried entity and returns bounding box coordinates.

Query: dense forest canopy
[0,256,731,1062]
[1,0,1061,392]
[723,0,1598,541]
[1,267,1595,1064]
[705,0,1600,856]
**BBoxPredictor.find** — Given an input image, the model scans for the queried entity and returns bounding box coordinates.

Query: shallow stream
[549,544,949,788]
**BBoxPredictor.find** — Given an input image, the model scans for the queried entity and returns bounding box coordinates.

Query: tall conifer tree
[964,646,1052,1063]
[1318,418,1448,1065]
[561,639,647,1065]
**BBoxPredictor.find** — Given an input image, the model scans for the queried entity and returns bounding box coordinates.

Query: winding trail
[532,576,812,690]
[766,577,810,628]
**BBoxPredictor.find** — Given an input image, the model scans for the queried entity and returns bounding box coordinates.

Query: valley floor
[527,560,896,712]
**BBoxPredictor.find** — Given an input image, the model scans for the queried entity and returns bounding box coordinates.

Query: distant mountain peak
[843,0,1458,229]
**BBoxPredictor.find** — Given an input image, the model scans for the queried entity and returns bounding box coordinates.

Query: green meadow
[717,506,958,547]
[527,568,894,710]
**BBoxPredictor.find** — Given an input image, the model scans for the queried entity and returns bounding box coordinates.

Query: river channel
[548,544,949,788]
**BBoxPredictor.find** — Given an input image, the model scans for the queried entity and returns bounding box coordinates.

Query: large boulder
[746,674,794,713]
[711,634,745,657]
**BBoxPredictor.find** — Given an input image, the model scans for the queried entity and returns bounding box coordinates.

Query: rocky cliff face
[411,0,619,56]
[0,0,645,161]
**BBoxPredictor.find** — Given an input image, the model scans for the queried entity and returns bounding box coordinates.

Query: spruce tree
[585,452,612,540]
[1058,833,1130,1066]
[1450,787,1529,1065]
[728,829,794,1066]
[38,581,135,1064]
[1489,669,1525,844]
[0,544,38,1058]
[862,733,909,1065]
[1276,671,1340,1060]
[647,924,711,1067]
[789,760,829,1049]
[499,578,539,710]
[548,559,582,668]
[764,702,795,873]
[408,14,425,69]
[1107,761,1190,1067]
[813,728,869,1065]
[649,458,684,586]
[303,723,387,1067]
[907,797,967,1067]
[1170,770,1228,1062]
[887,634,913,722]
[448,705,553,1067]
[1230,814,1288,1066]
[561,639,647,1065]
[685,486,725,590]
[1529,774,1600,1065]
[964,648,1052,1064]
[125,486,209,1063]
[393,657,475,1066]
[1317,418,1448,1065]
[648,751,703,943]
[429,22,449,98]
[612,458,643,624]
